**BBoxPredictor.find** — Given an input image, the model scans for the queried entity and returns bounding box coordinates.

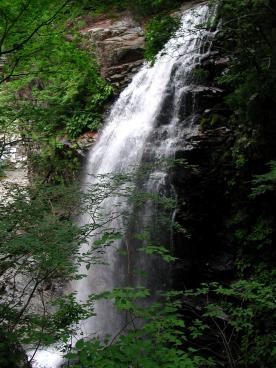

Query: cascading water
[30,3,217,367]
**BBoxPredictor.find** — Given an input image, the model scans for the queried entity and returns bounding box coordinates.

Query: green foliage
[193,67,210,83]
[145,15,180,63]
[0,37,112,139]
[66,289,214,368]
[136,231,177,262]
[220,0,276,102]
[80,0,128,16]
[66,112,102,139]
[0,183,84,357]
[29,140,81,184]
[0,0,70,78]
[184,277,276,368]
[80,0,183,18]
[250,161,276,197]
[213,0,276,170]
[0,0,113,184]
[200,113,220,130]
[129,0,183,17]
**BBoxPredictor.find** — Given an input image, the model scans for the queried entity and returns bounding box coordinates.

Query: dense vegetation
[0,0,114,182]
[0,0,276,367]
[80,0,183,17]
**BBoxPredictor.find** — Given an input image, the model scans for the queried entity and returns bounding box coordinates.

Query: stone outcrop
[79,1,205,91]
[0,137,28,198]
[81,15,145,91]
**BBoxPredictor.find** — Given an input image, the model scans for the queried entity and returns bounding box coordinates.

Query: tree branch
[1,0,70,56]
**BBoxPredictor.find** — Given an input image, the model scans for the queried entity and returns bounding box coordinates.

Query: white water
[30,3,216,367]
[30,350,64,368]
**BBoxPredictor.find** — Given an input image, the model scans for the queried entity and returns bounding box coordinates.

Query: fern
[250,161,276,198]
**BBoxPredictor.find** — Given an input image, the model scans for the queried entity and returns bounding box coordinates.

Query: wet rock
[76,131,99,152]
[55,131,98,158]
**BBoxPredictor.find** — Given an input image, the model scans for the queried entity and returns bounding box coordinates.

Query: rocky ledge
[81,15,145,91]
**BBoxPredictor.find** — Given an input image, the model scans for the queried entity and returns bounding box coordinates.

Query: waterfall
[30,3,216,367]
[73,1,215,339]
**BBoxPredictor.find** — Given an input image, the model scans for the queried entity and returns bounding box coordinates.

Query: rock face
[0,137,28,199]
[167,40,234,289]
[81,15,145,91]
